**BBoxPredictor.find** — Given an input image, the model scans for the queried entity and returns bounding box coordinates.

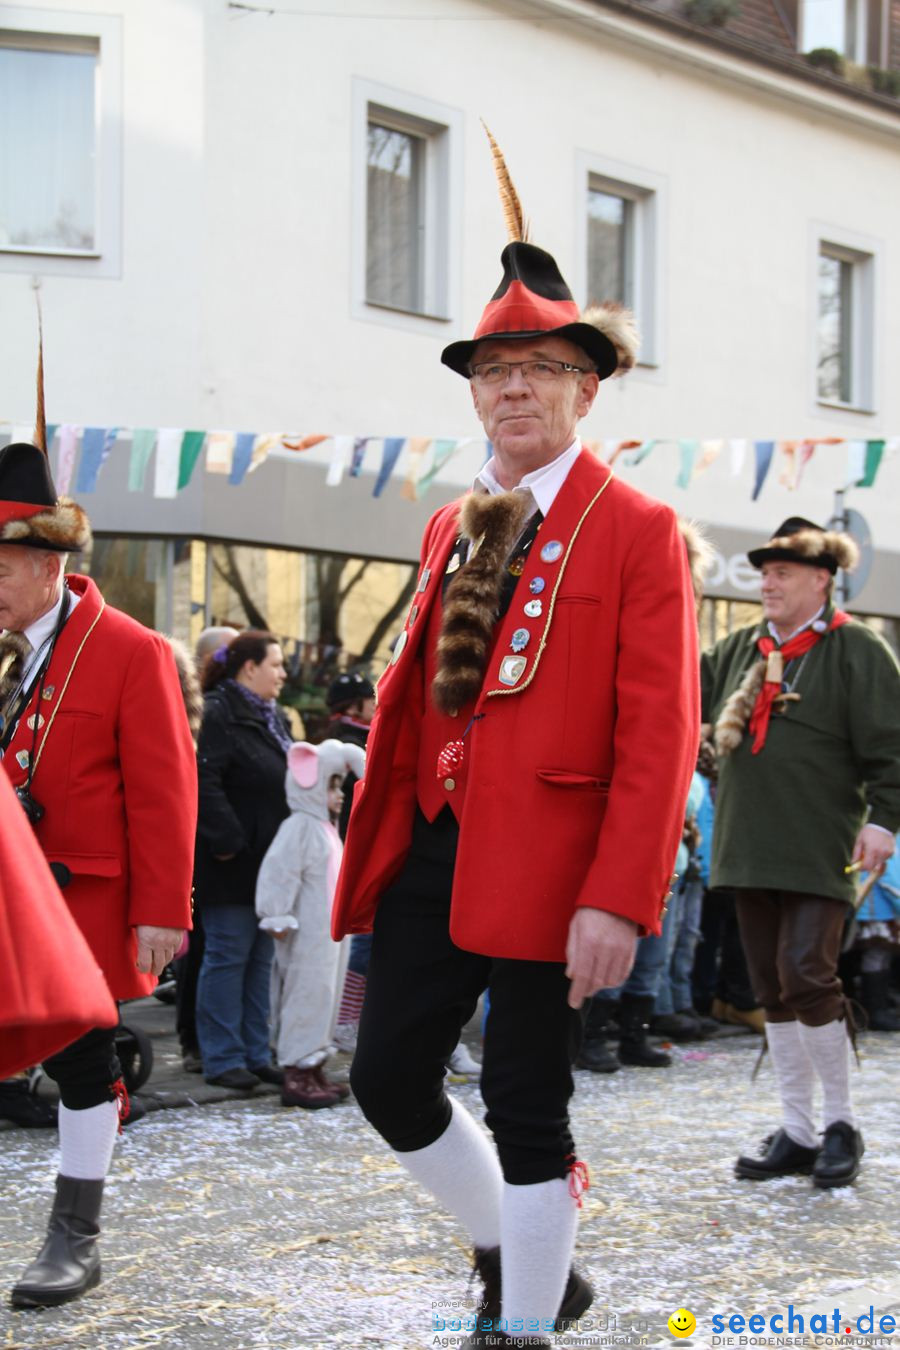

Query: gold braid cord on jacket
[432,492,532,716]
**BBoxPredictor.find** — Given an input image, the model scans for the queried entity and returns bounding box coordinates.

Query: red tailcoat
[0,769,117,1077]
[1,575,197,1000]
[333,452,700,962]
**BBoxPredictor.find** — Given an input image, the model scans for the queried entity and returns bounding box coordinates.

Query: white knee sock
[797,1020,856,1130]
[58,1101,120,1180]
[500,1178,578,1334]
[392,1099,501,1248]
[765,1021,817,1148]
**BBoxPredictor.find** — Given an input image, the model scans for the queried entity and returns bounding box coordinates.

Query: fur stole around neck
[431,491,532,716]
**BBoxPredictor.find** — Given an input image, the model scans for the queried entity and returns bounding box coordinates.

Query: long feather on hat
[481,121,530,244]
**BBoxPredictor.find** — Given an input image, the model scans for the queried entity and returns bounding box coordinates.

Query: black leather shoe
[812,1121,864,1189]
[735,1128,820,1180]
[11,1176,103,1308]
[248,1064,285,1085]
[473,1246,593,1330]
[0,1079,58,1128]
[204,1068,260,1090]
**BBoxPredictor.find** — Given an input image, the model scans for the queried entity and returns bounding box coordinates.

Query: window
[352,80,462,331]
[0,9,121,277]
[799,0,874,59]
[576,154,666,368]
[816,237,877,412]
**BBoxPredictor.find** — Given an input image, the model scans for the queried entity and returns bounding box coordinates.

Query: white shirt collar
[24,587,67,653]
[474,438,582,519]
[767,603,827,646]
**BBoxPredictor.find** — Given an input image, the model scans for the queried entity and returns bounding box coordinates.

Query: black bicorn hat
[747,517,859,576]
[326,672,376,710]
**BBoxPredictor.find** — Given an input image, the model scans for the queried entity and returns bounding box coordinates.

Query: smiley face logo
[668,1308,696,1338]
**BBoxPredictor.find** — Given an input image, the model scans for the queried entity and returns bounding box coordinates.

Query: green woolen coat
[701,607,900,903]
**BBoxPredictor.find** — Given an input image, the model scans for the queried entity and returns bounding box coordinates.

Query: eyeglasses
[469,359,591,385]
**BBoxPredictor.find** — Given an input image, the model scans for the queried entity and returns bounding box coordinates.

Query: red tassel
[566,1156,590,1208]
[111,1077,130,1134]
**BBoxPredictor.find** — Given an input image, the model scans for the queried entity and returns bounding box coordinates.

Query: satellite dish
[828,508,874,601]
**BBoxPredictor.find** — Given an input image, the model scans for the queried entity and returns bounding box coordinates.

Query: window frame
[351,78,462,334]
[0,6,121,278]
[575,152,665,370]
[812,225,879,417]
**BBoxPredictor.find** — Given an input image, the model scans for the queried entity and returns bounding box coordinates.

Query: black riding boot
[11,1176,104,1308]
[617,994,671,1067]
[860,970,900,1032]
[576,996,620,1073]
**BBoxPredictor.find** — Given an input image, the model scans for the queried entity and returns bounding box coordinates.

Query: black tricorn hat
[0,441,91,553]
[747,517,858,576]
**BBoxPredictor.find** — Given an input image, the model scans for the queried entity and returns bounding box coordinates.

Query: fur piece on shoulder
[713,659,766,756]
[0,632,32,707]
[580,303,639,375]
[766,527,859,572]
[164,635,203,744]
[432,491,532,715]
[0,497,92,553]
[678,518,714,608]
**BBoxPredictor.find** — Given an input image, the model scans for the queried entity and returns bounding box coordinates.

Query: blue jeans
[196,905,274,1076]
[605,903,678,1001]
[655,877,704,1015]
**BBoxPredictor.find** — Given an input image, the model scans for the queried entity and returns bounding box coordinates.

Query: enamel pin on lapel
[539,540,563,564]
[446,553,461,575]
[529,577,545,595]
[499,655,527,687]
[510,628,531,653]
[391,630,408,665]
[417,568,431,593]
[524,599,542,618]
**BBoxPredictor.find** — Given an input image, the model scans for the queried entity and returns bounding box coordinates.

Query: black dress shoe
[249,1064,284,1085]
[813,1121,864,1189]
[735,1128,820,1180]
[204,1068,260,1090]
[0,1079,58,1128]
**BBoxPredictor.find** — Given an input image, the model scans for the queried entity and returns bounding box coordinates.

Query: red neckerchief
[748,610,850,754]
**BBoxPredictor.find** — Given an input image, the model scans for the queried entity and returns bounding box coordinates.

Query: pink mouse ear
[288,742,319,788]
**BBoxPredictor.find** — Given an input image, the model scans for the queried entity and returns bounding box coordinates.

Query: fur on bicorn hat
[0,303,91,554]
[746,516,859,576]
[441,125,639,381]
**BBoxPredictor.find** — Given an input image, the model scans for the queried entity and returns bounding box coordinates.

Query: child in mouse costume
[256,739,365,1108]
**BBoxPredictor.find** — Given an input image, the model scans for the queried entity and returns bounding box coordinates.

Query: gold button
[444,777,456,791]
[449,709,458,717]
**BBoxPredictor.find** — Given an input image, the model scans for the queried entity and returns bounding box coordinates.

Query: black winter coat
[193,684,292,907]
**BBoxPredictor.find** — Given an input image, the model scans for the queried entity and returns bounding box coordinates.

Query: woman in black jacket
[194,630,292,1089]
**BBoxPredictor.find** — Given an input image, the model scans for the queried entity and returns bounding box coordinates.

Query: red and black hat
[0,308,91,553]
[441,126,639,380]
[747,517,858,575]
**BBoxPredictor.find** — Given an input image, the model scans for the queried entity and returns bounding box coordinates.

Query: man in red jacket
[0,434,197,1309]
[333,232,699,1346]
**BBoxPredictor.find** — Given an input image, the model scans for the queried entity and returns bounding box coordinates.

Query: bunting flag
[777,441,798,490]
[349,437,370,478]
[326,435,354,488]
[795,439,816,490]
[374,437,405,498]
[857,439,885,488]
[697,439,724,473]
[844,440,867,487]
[177,431,206,490]
[76,426,119,494]
[206,431,236,476]
[752,441,775,500]
[56,424,79,496]
[401,437,432,501]
[416,437,470,497]
[229,432,256,486]
[730,439,747,476]
[675,440,699,489]
[282,434,329,453]
[45,424,58,447]
[129,428,157,492]
[249,433,281,475]
[154,428,183,499]
[625,439,657,467]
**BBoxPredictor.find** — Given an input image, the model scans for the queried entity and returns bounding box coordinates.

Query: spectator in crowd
[256,740,365,1107]
[704,517,900,1189]
[851,843,900,1031]
[194,630,292,1090]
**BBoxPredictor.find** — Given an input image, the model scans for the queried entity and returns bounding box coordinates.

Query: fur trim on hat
[432,491,532,716]
[678,518,714,608]
[713,660,766,756]
[580,303,639,375]
[0,497,91,553]
[164,635,204,745]
[763,527,859,572]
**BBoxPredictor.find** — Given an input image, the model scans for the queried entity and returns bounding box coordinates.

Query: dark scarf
[225,679,293,752]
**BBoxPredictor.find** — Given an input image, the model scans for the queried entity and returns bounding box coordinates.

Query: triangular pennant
[129,429,157,492]
[56,425,79,495]
[154,428,183,499]
[177,431,206,490]
[373,438,405,498]
[75,427,118,494]
[206,431,236,476]
[752,441,775,500]
[229,432,256,485]
[675,440,699,489]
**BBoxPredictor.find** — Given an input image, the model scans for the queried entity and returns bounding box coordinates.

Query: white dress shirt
[474,437,582,519]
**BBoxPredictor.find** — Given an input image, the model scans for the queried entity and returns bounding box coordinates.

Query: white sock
[765,1021,817,1148]
[500,1178,577,1334]
[58,1101,120,1180]
[796,1020,856,1130]
[392,1099,501,1248]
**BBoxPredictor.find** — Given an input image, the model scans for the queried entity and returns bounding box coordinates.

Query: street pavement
[1,1000,899,1350]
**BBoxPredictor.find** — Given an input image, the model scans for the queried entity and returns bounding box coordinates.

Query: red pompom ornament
[436,740,466,781]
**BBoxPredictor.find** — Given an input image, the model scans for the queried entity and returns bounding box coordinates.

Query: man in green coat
[702,517,900,1189]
